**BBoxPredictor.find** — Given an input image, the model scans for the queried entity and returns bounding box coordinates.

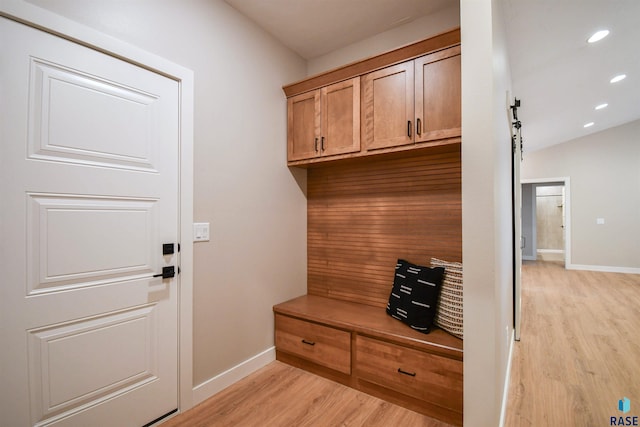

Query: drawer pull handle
[397,368,416,377]
[301,339,316,346]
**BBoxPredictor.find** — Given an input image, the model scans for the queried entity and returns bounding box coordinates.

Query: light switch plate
[596,218,605,225]
[193,222,210,242]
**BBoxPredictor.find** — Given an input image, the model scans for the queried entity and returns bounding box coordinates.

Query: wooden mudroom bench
[276,27,464,426]
[274,295,463,426]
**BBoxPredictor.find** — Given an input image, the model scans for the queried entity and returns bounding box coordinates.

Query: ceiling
[502,0,640,151]
[224,0,640,152]
[224,0,454,59]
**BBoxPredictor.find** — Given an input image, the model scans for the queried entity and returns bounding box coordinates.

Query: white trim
[192,347,276,406]
[0,0,187,79]
[499,330,515,427]
[567,264,640,275]
[1,0,196,412]
[521,177,568,184]
[178,74,195,411]
[536,250,565,262]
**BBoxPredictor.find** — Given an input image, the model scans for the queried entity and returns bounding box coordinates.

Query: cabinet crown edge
[283,27,460,98]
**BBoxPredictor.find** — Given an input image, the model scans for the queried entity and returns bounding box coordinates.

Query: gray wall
[522,119,640,270]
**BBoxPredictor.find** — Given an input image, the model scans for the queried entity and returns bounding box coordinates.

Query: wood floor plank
[162,362,451,426]
[164,261,638,426]
[505,261,640,426]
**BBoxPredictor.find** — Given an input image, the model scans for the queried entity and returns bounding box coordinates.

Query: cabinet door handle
[314,138,319,152]
[407,120,412,138]
[321,136,325,151]
[417,118,422,136]
[397,368,416,377]
[301,339,316,346]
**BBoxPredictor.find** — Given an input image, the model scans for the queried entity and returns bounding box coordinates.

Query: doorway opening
[514,177,571,342]
[521,178,571,268]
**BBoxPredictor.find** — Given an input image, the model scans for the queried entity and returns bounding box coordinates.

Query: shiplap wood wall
[307,144,462,308]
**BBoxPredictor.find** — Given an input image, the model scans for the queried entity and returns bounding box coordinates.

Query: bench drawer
[275,314,351,375]
[355,335,462,412]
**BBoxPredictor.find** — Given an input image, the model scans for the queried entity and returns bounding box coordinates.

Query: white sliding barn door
[512,109,523,342]
[0,17,179,426]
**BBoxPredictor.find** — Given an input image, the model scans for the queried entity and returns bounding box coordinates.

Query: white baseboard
[192,346,276,406]
[536,249,565,262]
[567,264,640,275]
[499,330,515,427]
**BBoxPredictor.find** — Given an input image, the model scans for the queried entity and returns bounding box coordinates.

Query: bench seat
[274,294,463,426]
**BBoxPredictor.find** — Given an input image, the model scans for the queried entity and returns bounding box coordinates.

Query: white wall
[306,3,460,76]
[461,0,514,425]
[522,119,640,271]
[24,0,309,388]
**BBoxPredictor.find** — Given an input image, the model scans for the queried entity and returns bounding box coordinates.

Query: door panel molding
[28,305,158,424]
[27,193,158,294]
[28,57,160,172]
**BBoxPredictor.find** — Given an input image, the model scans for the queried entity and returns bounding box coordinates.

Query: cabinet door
[321,77,360,157]
[355,335,463,413]
[288,90,321,161]
[275,314,351,375]
[415,46,461,143]
[362,62,414,151]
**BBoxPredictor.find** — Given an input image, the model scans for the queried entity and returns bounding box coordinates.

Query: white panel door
[0,17,179,426]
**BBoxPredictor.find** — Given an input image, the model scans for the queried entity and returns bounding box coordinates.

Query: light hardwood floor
[505,261,640,426]
[163,261,639,426]
[162,361,450,426]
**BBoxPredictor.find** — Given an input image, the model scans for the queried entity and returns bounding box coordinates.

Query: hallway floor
[505,261,640,426]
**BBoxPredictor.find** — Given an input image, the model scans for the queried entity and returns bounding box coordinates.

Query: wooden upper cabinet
[288,90,320,161]
[415,45,461,143]
[322,78,360,157]
[287,77,360,162]
[362,45,461,152]
[284,29,461,165]
[361,62,414,151]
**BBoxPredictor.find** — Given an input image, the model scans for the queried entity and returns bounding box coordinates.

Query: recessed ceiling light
[610,74,627,83]
[588,30,610,43]
[595,103,608,110]
[584,122,595,128]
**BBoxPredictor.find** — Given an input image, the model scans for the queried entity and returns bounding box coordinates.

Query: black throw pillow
[386,259,445,334]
